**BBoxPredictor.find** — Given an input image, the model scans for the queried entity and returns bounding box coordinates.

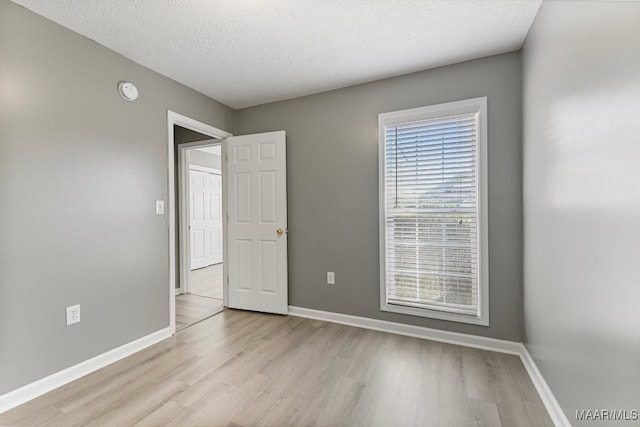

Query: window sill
[381,301,489,327]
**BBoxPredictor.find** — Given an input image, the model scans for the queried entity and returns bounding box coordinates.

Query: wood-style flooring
[190,264,223,300]
[0,310,553,427]
[175,263,225,331]
[175,294,224,332]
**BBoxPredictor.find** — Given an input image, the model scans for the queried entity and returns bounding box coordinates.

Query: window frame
[378,97,489,326]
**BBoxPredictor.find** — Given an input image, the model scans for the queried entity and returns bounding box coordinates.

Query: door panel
[259,240,277,294]
[235,172,252,223]
[210,229,222,258]
[192,231,205,259]
[236,239,252,291]
[226,131,287,314]
[259,171,277,223]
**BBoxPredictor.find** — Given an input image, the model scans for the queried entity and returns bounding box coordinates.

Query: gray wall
[522,1,640,422]
[190,150,222,170]
[0,0,234,395]
[237,52,523,341]
[174,125,212,144]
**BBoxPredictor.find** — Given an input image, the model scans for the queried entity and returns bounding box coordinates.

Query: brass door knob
[276,228,286,236]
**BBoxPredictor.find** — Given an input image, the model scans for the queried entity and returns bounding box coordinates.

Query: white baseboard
[0,327,171,414]
[519,344,572,427]
[288,306,570,427]
[288,306,522,355]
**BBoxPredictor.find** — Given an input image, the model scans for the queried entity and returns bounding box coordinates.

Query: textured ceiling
[11,0,542,109]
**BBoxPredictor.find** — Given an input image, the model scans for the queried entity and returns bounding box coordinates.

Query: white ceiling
[11,0,542,109]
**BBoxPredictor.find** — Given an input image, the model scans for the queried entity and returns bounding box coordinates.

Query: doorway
[167,111,289,336]
[177,144,225,331]
[167,112,231,335]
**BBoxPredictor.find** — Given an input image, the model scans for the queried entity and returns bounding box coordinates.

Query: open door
[226,131,288,314]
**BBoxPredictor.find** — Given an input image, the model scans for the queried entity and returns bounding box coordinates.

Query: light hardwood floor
[175,294,224,332]
[175,263,225,331]
[190,264,223,300]
[0,310,552,427]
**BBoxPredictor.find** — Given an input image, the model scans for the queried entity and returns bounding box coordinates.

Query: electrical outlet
[327,272,335,285]
[66,304,80,325]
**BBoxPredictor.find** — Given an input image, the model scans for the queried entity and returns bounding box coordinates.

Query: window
[378,97,488,326]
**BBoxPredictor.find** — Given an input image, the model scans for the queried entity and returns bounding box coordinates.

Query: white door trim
[189,164,220,175]
[167,111,231,335]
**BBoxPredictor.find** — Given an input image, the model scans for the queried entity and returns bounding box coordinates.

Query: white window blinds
[383,112,480,317]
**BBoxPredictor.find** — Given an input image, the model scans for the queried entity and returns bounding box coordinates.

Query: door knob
[276,228,286,236]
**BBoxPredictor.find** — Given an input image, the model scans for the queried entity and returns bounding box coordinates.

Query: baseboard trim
[288,306,522,354]
[288,306,570,427]
[519,344,572,427]
[0,327,171,414]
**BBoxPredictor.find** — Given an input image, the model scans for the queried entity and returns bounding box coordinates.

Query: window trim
[378,97,489,326]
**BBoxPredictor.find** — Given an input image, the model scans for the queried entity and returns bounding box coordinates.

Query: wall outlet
[66,304,80,325]
[327,272,335,285]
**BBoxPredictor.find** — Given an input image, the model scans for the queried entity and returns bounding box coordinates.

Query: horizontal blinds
[384,113,479,316]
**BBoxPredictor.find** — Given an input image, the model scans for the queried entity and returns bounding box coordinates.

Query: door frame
[167,110,231,335]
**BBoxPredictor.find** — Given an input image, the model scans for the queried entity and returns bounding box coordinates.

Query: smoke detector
[118,81,138,101]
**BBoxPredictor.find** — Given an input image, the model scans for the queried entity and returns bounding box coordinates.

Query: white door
[190,169,223,270]
[226,130,288,314]
[208,173,223,265]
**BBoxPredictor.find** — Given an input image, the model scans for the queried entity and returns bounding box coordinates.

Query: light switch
[327,272,335,285]
[155,200,165,215]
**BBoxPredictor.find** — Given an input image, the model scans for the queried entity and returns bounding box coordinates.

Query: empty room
[0,0,638,426]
